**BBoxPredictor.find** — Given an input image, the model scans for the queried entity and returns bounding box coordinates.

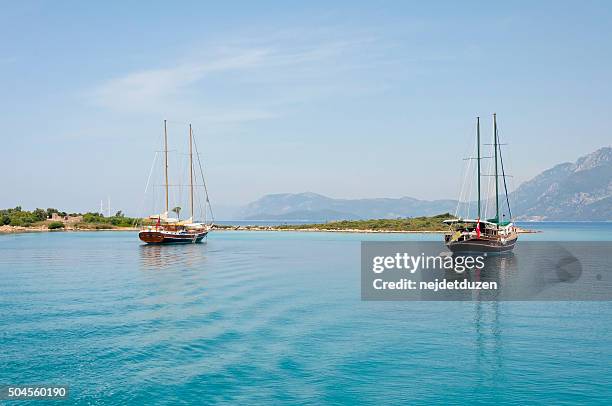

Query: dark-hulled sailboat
[444,114,518,253]
[139,121,213,244]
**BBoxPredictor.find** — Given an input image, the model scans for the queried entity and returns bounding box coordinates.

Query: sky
[1,1,611,217]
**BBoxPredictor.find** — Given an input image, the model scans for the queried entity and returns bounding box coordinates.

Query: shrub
[48,221,65,230]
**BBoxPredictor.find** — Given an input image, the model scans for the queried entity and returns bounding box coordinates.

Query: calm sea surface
[1,222,612,404]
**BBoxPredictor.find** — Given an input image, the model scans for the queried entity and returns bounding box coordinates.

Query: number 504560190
[1,385,68,399]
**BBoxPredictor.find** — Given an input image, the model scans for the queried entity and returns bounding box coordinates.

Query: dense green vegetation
[1,207,58,227]
[0,206,142,229]
[1,207,454,232]
[81,212,139,228]
[273,213,455,231]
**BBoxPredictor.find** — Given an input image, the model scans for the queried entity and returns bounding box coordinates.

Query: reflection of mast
[493,301,502,371]
[189,124,194,221]
[473,257,509,377]
[475,301,484,363]
[164,120,169,214]
[474,301,502,376]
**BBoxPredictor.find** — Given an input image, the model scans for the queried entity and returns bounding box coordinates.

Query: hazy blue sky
[1,1,611,216]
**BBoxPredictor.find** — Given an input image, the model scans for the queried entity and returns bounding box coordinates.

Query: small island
[213,214,539,233]
[213,213,457,233]
[1,208,456,234]
[0,208,538,234]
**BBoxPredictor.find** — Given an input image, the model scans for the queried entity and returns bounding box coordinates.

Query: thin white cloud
[91,48,270,114]
[89,37,385,122]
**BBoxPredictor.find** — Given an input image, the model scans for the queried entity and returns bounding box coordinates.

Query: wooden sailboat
[139,121,212,244]
[444,114,518,253]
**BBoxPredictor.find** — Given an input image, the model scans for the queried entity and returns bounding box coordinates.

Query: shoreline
[216,227,447,233]
[0,225,139,234]
[0,225,447,235]
[211,226,541,234]
[0,225,541,235]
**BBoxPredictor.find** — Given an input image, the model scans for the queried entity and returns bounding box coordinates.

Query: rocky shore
[0,225,49,233]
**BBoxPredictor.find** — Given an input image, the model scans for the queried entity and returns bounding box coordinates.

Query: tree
[172,206,181,220]
[83,212,105,223]
[33,208,47,221]
[115,210,123,218]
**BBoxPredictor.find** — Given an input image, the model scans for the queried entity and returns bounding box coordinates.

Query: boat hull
[139,230,208,244]
[445,236,517,254]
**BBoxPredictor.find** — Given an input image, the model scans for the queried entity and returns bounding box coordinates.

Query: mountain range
[511,146,612,220]
[232,147,612,221]
[238,193,457,221]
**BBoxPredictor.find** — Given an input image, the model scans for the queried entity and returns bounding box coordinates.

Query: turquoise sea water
[1,223,612,404]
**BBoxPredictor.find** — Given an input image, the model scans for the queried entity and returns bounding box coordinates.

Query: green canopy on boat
[486,217,512,226]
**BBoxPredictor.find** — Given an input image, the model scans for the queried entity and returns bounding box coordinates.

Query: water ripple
[1,230,612,404]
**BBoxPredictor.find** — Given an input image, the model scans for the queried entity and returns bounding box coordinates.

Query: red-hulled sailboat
[139,121,213,244]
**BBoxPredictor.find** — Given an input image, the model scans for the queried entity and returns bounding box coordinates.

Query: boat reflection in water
[425,242,587,301]
[139,243,209,271]
[417,252,519,301]
[473,299,504,379]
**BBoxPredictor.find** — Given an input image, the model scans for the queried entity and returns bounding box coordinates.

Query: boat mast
[477,116,481,219]
[164,119,169,215]
[189,124,194,221]
[498,127,513,222]
[493,113,499,224]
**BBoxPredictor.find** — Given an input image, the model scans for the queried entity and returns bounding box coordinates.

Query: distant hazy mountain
[239,192,456,221]
[233,147,612,222]
[511,147,612,220]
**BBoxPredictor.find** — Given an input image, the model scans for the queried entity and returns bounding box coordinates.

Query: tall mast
[477,116,481,219]
[189,124,194,221]
[493,113,499,224]
[164,120,169,214]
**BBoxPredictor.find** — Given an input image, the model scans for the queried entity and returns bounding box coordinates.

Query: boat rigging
[444,114,518,253]
[139,120,213,244]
